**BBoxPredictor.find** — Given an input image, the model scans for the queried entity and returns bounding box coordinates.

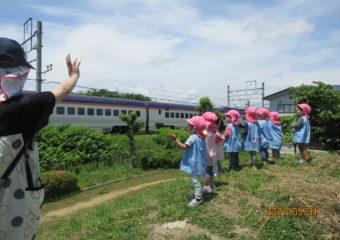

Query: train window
[165,112,169,118]
[176,113,179,118]
[121,110,127,114]
[170,112,174,118]
[87,108,94,116]
[194,114,197,116]
[78,108,85,115]
[180,113,184,118]
[185,113,188,118]
[190,113,193,118]
[136,111,141,117]
[113,110,119,116]
[96,109,103,116]
[105,109,111,116]
[56,107,65,115]
[67,107,75,115]
[158,109,161,115]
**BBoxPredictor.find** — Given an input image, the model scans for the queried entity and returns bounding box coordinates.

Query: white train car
[46,94,246,132]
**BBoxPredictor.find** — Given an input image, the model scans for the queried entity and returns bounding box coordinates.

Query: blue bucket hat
[0,37,34,69]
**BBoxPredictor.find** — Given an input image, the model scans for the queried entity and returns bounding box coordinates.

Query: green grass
[37,135,339,240]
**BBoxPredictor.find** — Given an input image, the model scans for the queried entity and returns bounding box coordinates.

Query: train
[44,93,246,133]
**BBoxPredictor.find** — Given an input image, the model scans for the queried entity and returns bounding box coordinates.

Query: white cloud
[1,0,339,108]
[252,19,314,41]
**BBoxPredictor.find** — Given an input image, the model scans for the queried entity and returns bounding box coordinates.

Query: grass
[36,150,340,240]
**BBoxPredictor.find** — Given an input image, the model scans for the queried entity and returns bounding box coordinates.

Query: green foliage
[37,124,128,171]
[41,170,80,199]
[119,112,144,134]
[76,88,151,101]
[290,81,340,151]
[280,115,298,144]
[152,128,190,149]
[119,112,144,168]
[196,96,214,114]
[138,149,182,169]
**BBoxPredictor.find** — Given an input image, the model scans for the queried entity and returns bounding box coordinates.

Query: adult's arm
[50,55,81,104]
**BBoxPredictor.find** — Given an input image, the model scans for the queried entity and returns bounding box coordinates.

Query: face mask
[0,66,29,103]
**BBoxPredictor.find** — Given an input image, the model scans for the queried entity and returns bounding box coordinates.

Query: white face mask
[0,66,29,103]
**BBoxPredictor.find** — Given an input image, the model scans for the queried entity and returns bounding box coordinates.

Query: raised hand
[66,54,81,78]
[168,133,177,140]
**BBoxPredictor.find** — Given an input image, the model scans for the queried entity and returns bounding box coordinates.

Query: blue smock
[270,122,283,146]
[180,134,207,175]
[258,120,273,148]
[224,123,242,152]
[293,116,311,143]
[243,122,261,151]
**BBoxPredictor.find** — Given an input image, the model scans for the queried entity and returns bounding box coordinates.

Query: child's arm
[168,133,190,150]
[50,55,81,104]
[224,126,231,138]
[292,118,305,129]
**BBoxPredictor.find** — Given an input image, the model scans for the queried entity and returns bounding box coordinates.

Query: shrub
[37,124,129,171]
[41,170,80,199]
[280,115,298,144]
[138,149,182,169]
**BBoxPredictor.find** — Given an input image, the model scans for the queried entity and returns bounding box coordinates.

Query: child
[243,107,261,169]
[202,112,218,193]
[269,112,283,161]
[215,119,225,175]
[0,37,81,239]
[292,103,311,163]
[168,116,207,207]
[223,110,242,170]
[257,108,273,163]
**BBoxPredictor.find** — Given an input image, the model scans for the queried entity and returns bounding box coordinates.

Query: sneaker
[210,183,217,189]
[296,158,306,163]
[186,194,195,201]
[188,198,203,207]
[202,186,212,193]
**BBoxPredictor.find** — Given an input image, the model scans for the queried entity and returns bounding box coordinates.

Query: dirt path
[41,178,176,224]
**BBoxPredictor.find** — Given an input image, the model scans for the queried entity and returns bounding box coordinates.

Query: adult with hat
[0,37,81,239]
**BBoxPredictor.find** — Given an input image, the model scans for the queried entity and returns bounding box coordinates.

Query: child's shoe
[210,183,217,189]
[188,198,203,207]
[202,186,212,193]
[296,158,306,163]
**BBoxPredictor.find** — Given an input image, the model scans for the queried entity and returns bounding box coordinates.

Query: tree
[119,112,144,168]
[196,97,214,114]
[289,81,340,151]
[76,89,151,101]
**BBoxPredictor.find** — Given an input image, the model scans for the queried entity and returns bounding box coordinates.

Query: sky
[1,0,339,107]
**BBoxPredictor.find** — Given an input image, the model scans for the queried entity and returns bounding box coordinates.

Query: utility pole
[227,80,265,108]
[262,82,265,107]
[23,19,52,93]
[227,85,230,108]
[36,21,42,93]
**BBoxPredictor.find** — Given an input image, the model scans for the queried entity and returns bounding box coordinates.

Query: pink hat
[246,107,257,123]
[257,108,270,118]
[225,109,240,125]
[269,112,280,124]
[186,116,206,139]
[297,103,311,119]
[202,112,218,132]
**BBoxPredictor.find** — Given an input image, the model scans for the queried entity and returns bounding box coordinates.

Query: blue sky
[1,0,339,107]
